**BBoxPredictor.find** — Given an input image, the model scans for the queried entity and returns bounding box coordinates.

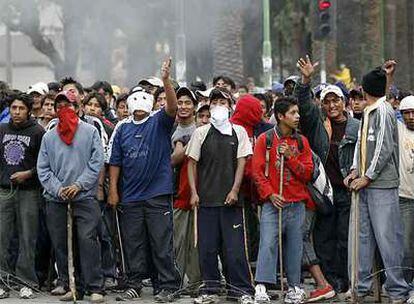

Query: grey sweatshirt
[37,120,104,202]
[352,97,399,188]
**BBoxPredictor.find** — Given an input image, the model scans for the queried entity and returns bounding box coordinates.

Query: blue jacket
[37,120,104,202]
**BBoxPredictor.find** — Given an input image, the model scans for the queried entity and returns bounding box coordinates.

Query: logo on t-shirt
[2,134,31,166]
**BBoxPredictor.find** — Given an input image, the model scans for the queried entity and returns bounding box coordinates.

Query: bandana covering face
[210,105,232,135]
[57,106,79,145]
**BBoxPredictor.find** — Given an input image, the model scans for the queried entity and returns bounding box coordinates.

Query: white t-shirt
[186,123,252,161]
[398,122,414,199]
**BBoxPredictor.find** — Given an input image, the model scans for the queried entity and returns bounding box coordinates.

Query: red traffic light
[318,0,331,10]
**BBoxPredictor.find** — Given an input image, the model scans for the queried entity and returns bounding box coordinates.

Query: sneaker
[59,291,84,302]
[307,284,335,302]
[194,294,219,304]
[142,278,152,287]
[154,289,179,303]
[0,288,9,299]
[20,287,35,299]
[51,286,67,296]
[343,289,367,302]
[285,287,306,304]
[115,287,141,301]
[104,278,118,290]
[90,293,105,303]
[239,294,255,304]
[254,284,271,303]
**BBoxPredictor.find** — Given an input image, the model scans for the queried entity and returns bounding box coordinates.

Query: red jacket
[252,130,313,204]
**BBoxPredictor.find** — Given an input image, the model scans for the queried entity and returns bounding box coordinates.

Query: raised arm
[161,58,178,117]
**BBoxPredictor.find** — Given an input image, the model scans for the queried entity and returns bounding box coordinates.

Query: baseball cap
[55,90,78,104]
[138,77,163,88]
[283,75,300,86]
[27,82,49,95]
[320,85,345,101]
[271,82,284,94]
[196,87,213,98]
[176,87,197,104]
[313,83,329,98]
[400,96,414,111]
[209,87,233,101]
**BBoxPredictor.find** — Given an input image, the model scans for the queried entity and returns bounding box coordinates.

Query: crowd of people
[0,56,413,304]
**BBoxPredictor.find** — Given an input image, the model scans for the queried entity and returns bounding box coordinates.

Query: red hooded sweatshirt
[230,95,263,202]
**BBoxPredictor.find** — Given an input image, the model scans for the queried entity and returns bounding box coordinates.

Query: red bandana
[57,106,79,145]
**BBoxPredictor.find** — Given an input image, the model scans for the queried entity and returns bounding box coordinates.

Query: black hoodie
[0,117,45,189]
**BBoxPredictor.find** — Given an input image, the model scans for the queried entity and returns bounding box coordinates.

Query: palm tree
[212,1,245,85]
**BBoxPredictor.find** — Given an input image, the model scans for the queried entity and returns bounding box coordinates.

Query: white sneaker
[0,288,9,299]
[407,294,414,304]
[239,294,255,304]
[254,284,271,303]
[194,294,219,304]
[20,287,35,299]
[284,286,306,304]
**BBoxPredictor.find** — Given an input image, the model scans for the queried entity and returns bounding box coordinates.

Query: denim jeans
[399,196,414,283]
[352,188,409,300]
[255,202,305,287]
[0,188,41,287]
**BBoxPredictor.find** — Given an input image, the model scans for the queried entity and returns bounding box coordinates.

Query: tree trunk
[212,2,245,85]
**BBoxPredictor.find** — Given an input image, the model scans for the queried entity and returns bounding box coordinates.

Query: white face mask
[210,105,229,122]
[210,105,232,135]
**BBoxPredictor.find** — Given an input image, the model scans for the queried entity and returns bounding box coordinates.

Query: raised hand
[382,59,397,78]
[297,55,319,83]
[161,57,172,81]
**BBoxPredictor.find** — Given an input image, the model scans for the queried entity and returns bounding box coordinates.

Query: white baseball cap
[138,77,163,88]
[320,85,344,101]
[400,96,414,111]
[27,82,49,95]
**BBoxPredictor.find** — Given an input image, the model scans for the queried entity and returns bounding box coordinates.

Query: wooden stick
[115,209,126,275]
[194,206,198,248]
[279,155,285,296]
[67,201,76,303]
[350,191,360,303]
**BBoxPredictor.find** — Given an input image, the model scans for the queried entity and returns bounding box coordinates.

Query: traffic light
[318,0,331,39]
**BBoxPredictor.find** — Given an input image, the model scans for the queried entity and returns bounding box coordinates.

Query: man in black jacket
[295,56,359,293]
[0,92,45,299]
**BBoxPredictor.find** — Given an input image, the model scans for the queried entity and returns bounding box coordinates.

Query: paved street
[1,287,388,303]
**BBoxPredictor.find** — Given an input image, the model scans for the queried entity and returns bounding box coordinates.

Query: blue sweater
[37,120,104,202]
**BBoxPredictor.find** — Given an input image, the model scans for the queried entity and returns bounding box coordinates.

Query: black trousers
[198,206,254,297]
[313,185,350,292]
[119,195,180,291]
[46,199,103,294]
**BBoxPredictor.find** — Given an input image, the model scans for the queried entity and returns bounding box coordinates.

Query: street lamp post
[262,0,272,89]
